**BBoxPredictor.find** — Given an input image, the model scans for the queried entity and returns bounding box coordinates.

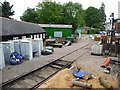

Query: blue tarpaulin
[9,52,24,65]
[73,70,90,79]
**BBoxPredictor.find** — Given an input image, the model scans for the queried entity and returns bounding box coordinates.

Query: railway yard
[0,0,120,89]
[1,35,120,89]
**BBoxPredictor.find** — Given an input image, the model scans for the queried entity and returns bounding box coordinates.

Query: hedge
[87,28,100,34]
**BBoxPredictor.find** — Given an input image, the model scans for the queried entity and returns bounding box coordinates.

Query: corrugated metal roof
[0,17,46,36]
[39,24,72,28]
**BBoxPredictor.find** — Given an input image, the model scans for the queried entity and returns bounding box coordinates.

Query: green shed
[39,24,72,38]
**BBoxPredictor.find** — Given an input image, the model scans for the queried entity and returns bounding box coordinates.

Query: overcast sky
[0,0,120,21]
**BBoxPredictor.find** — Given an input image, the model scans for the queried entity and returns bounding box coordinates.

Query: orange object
[94,36,100,41]
[100,57,111,68]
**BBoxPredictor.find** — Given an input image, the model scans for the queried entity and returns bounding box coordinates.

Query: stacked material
[14,39,33,60]
[115,22,120,33]
[91,43,103,55]
[1,41,14,63]
[101,35,120,56]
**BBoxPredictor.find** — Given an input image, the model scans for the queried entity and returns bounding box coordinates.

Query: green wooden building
[39,24,72,38]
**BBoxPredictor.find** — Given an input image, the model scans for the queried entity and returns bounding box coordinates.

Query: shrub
[87,28,100,34]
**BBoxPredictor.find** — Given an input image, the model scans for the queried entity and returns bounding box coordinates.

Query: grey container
[0,43,5,69]
[1,41,14,63]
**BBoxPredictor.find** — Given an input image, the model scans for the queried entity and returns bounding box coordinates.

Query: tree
[62,2,85,31]
[84,7,101,28]
[99,2,106,30]
[21,1,85,32]
[1,1,15,18]
[20,8,39,23]
[36,1,63,24]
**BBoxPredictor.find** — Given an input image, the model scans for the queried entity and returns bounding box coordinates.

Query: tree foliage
[36,1,63,24]
[0,1,15,18]
[99,2,106,22]
[84,3,106,30]
[20,8,39,23]
[62,2,84,31]
[21,1,84,32]
[21,1,106,32]
[99,2,106,30]
[84,7,101,28]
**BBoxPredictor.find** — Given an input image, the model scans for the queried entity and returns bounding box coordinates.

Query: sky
[0,0,120,21]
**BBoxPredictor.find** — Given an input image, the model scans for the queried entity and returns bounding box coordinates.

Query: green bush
[81,32,87,34]
[87,28,100,34]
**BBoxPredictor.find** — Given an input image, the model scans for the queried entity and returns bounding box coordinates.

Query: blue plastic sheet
[9,52,24,65]
[73,70,89,79]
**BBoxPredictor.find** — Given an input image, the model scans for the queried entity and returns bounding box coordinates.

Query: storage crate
[35,38,43,51]
[24,38,43,57]
[33,38,43,57]
[13,40,21,53]
[20,40,33,60]
[91,43,103,55]
[1,41,14,63]
[13,39,33,60]
[0,43,5,69]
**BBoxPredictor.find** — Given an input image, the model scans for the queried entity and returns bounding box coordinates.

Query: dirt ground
[38,68,118,89]
[37,45,119,89]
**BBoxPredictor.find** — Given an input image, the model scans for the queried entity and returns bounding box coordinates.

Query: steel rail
[31,46,92,90]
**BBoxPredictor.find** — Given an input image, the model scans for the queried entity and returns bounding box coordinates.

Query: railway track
[2,59,71,89]
[2,42,93,90]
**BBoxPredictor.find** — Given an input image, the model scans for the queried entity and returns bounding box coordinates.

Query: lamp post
[111,13,114,30]
[105,13,115,55]
[108,13,115,37]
